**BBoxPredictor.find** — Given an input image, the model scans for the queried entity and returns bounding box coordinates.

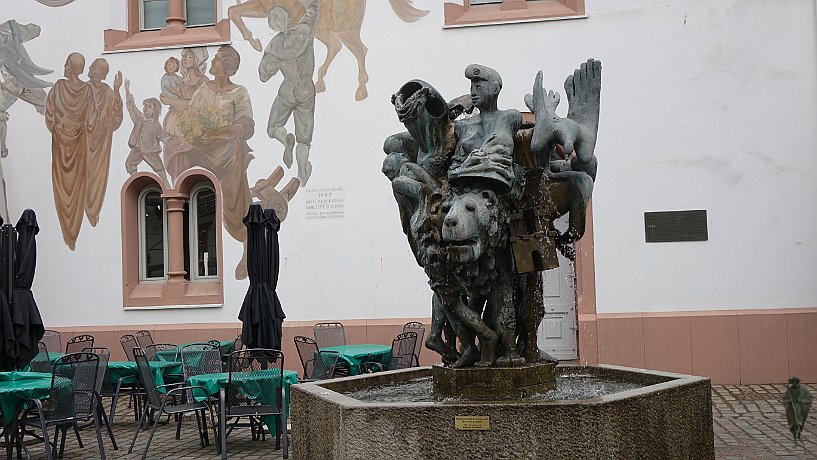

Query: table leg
[220,388,226,460]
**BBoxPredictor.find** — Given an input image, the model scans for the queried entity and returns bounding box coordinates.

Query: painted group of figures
[383,61,601,367]
[2,0,430,277]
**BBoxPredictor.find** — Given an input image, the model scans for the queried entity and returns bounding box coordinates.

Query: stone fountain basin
[290,365,714,460]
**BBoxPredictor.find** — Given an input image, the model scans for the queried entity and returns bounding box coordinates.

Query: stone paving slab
[5,384,816,459]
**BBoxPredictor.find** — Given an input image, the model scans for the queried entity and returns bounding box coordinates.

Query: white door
[536,216,578,360]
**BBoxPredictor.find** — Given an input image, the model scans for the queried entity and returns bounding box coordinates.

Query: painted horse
[228,0,429,101]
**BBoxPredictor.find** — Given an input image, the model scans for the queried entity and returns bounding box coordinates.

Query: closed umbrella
[238,204,285,350]
[11,209,44,369]
[263,207,285,350]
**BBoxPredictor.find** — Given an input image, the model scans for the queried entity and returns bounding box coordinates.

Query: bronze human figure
[383,61,602,368]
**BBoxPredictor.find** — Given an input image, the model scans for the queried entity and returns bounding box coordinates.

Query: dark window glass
[142,0,169,30]
[194,187,218,278]
[186,0,216,27]
[142,190,165,279]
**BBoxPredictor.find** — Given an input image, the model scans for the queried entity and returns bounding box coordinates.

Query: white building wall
[1,0,815,326]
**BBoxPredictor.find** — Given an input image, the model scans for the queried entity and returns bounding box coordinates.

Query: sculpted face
[442,188,498,263]
[470,79,499,111]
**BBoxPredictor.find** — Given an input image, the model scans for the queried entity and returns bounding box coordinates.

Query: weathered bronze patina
[432,363,556,401]
[382,60,602,373]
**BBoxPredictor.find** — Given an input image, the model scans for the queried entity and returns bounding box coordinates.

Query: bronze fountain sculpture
[382,59,601,394]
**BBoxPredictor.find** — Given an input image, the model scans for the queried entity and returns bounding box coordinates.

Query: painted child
[160,56,182,99]
[124,79,168,183]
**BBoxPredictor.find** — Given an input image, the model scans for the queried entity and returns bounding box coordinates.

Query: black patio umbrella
[11,209,44,369]
[238,204,285,351]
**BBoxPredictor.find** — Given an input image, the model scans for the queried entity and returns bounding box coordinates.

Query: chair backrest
[135,330,155,348]
[30,342,51,373]
[65,335,94,354]
[41,330,61,357]
[207,339,221,350]
[390,332,417,370]
[402,322,425,366]
[133,348,162,408]
[313,322,346,348]
[180,343,222,380]
[294,336,319,379]
[145,343,178,362]
[226,348,284,412]
[83,347,110,395]
[120,334,139,361]
[309,351,339,381]
[48,352,99,422]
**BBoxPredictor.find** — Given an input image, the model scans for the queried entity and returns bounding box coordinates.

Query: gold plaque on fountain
[454,416,490,431]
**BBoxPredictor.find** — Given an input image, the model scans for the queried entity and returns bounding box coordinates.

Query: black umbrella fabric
[238,204,285,350]
[11,210,44,369]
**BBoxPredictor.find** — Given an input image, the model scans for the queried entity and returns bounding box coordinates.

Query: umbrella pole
[3,224,16,370]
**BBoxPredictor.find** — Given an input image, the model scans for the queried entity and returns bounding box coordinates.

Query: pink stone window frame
[121,170,224,309]
[104,0,230,53]
[444,0,586,27]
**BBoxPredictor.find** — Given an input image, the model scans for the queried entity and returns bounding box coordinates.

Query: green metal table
[321,344,392,375]
[156,340,236,362]
[188,369,297,459]
[0,372,52,425]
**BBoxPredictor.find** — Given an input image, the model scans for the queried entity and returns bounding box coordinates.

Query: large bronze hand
[525,59,601,168]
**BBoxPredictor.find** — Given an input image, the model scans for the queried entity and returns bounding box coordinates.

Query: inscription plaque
[644,210,708,243]
[454,416,490,431]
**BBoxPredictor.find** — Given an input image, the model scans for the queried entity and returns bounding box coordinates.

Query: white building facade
[1,0,815,384]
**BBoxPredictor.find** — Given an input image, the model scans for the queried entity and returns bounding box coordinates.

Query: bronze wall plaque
[644,210,708,243]
[454,416,490,431]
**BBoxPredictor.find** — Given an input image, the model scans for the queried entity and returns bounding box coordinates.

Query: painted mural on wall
[0,20,53,223]
[45,53,122,250]
[32,0,78,5]
[260,0,318,186]
[228,0,429,101]
[122,44,299,279]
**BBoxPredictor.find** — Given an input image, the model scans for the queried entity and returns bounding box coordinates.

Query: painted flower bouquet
[177,104,228,144]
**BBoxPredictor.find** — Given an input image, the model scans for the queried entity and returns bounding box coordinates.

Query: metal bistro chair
[120,334,140,361]
[135,330,155,348]
[144,343,178,362]
[178,343,222,440]
[41,330,61,357]
[312,322,346,348]
[65,335,94,354]
[18,352,107,460]
[111,335,144,425]
[30,342,52,373]
[80,347,118,451]
[221,349,287,459]
[127,348,215,460]
[364,332,418,372]
[402,322,426,367]
[294,336,339,382]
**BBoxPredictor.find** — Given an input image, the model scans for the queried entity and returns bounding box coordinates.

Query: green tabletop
[187,369,297,433]
[0,372,53,425]
[22,352,66,371]
[321,344,392,375]
[105,361,182,387]
[159,340,236,362]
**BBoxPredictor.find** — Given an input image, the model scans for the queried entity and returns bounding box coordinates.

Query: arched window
[188,183,218,280]
[138,187,167,281]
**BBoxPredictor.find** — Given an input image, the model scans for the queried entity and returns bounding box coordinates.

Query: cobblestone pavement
[4,384,815,459]
[714,384,816,460]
